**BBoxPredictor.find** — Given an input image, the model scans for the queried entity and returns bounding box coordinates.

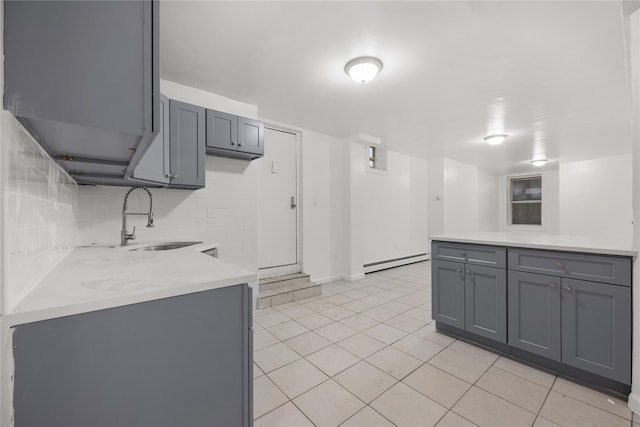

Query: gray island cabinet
[432,240,632,394]
[12,284,253,427]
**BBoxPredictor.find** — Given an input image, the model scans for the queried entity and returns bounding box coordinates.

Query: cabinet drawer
[508,249,631,286]
[432,242,506,268]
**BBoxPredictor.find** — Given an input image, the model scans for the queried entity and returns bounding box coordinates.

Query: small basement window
[366,145,387,173]
[509,175,542,226]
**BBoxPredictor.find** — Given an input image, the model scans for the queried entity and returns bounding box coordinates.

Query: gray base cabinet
[432,242,507,344]
[206,109,264,160]
[433,240,633,390]
[12,285,253,427]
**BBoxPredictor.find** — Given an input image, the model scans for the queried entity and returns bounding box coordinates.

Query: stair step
[258,280,321,309]
[259,273,311,291]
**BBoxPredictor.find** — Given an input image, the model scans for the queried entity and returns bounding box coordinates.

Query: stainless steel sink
[129,241,202,251]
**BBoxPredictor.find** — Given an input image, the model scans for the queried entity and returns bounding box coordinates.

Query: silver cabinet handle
[466,270,471,275]
[562,285,572,293]
[549,283,557,289]
[456,268,462,273]
[230,141,237,146]
[165,174,178,179]
[556,262,565,269]
[461,252,467,258]
[238,142,244,147]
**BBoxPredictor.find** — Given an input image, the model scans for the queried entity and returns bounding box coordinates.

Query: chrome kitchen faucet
[121,186,154,246]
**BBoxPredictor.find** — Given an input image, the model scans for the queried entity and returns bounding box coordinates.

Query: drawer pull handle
[556,262,565,269]
[461,252,467,258]
[549,283,557,289]
[562,285,572,293]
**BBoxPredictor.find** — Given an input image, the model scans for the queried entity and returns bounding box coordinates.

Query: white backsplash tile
[3,112,78,312]
[77,156,259,274]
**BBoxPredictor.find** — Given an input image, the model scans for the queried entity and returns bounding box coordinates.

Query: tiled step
[258,273,321,309]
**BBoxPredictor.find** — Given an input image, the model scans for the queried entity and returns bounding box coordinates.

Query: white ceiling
[160,1,639,174]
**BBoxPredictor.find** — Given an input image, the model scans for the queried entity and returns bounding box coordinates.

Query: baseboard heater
[364,253,430,274]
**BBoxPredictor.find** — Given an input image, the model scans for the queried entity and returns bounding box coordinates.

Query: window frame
[507,174,543,229]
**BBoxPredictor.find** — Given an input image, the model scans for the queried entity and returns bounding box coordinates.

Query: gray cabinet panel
[4,1,159,185]
[238,117,265,156]
[508,271,561,360]
[169,101,206,189]
[206,110,238,150]
[464,265,507,343]
[561,278,631,384]
[432,242,506,268]
[13,285,253,427]
[432,259,465,329]
[508,249,631,286]
[133,94,170,185]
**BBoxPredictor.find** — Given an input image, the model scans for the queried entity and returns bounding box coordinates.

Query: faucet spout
[121,186,154,246]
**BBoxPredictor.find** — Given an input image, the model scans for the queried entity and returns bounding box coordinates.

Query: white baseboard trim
[345,273,366,282]
[311,275,343,285]
[364,254,430,274]
[628,392,640,415]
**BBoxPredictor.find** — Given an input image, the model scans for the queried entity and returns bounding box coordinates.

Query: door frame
[257,123,303,279]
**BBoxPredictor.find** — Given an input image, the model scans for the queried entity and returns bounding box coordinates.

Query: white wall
[77,81,259,304]
[443,158,479,233]
[300,130,345,283]
[477,170,500,231]
[363,151,428,264]
[559,154,633,244]
[427,158,445,237]
[1,113,78,313]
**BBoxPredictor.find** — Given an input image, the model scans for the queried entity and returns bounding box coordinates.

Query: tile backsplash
[3,112,78,313]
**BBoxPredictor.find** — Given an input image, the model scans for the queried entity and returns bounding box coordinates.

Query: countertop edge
[429,235,637,257]
[5,273,255,327]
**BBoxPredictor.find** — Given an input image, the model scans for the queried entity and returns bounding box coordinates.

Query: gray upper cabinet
[4,0,159,184]
[508,270,561,361]
[561,278,631,384]
[133,95,171,185]
[206,109,264,160]
[169,101,206,189]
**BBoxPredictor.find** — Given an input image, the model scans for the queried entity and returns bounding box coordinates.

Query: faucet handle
[131,226,136,241]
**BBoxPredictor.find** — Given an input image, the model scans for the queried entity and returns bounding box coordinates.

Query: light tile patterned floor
[253,261,636,427]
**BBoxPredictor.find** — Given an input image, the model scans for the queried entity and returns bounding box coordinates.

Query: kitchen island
[4,243,255,427]
[430,232,635,395]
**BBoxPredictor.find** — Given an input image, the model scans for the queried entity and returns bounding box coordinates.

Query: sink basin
[129,242,202,251]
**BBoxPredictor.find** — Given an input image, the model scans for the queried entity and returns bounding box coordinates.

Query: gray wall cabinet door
[561,278,631,384]
[13,284,253,427]
[169,100,206,188]
[238,117,265,156]
[464,264,507,343]
[508,271,561,361]
[206,110,238,151]
[432,259,465,329]
[133,94,170,184]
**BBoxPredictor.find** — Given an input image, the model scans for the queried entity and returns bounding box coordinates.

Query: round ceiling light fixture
[530,158,548,167]
[345,56,383,84]
[483,134,508,145]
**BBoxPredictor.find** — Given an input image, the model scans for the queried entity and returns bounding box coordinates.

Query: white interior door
[258,127,298,270]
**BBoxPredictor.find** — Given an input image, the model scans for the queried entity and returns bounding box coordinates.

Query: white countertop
[6,242,255,327]
[429,232,637,257]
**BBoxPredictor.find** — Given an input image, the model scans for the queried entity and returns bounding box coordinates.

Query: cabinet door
[169,101,206,188]
[432,260,465,329]
[206,110,238,151]
[561,278,631,384]
[464,264,507,343]
[133,94,170,184]
[508,271,561,360]
[238,117,265,156]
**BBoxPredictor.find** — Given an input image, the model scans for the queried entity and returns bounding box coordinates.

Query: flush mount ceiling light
[483,134,508,145]
[345,56,383,84]
[530,158,548,167]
